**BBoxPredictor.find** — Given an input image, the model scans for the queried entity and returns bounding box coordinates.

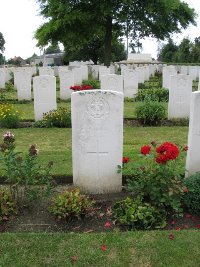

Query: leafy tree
[0,32,5,65]
[63,36,126,65]
[190,37,200,63]
[158,39,178,62]
[45,44,61,54]
[177,37,191,63]
[25,53,38,64]
[0,54,5,65]
[35,0,196,66]
[0,32,5,54]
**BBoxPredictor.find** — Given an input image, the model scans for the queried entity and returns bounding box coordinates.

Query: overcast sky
[0,0,199,60]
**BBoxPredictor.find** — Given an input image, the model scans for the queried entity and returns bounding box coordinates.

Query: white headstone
[168,74,192,119]
[15,68,32,100]
[71,90,124,193]
[53,66,59,76]
[59,69,74,100]
[123,70,138,98]
[99,66,110,81]
[58,66,68,75]
[136,67,145,83]
[39,67,54,76]
[109,65,115,74]
[144,66,150,81]
[180,66,188,75]
[101,74,123,92]
[72,67,83,85]
[186,91,200,176]
[80,65,88,81]
[188,66,199,81]
[198,72,200,91]
[5,68,12,82]
[33,75,57,121]
[162,67,176,89]
[120,64,128,76]
[91,65,99,79]
[31,66,37,76]
[0,69,6,89]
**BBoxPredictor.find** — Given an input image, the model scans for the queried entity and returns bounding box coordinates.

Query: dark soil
[2,186,200,233]
[4,187,131,233]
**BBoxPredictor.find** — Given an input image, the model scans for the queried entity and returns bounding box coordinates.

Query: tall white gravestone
[72,67,83,85]
[162,67,176,89]
[33,75,57,121]
[123,69,138,98]
[101,74,123,93]
[59,69,74,100]
[99,66,110,81]
[0,69,6,89]
[186,91,200,176]
[168,74,192,119]
[72,90,124,194]
[39,67,54,76]
[15,68,32,100]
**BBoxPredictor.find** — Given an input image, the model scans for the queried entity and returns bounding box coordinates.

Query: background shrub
[43,107,71,128]
[82,79,100,89]
[135,88,169,102]
[0,104,21,128]
[183,172,200,215]
[135,100,166,125]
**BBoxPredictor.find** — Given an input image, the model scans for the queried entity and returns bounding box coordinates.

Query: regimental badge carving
[178,78,186,90]
[87,96,110,119]
[40,78,49,89]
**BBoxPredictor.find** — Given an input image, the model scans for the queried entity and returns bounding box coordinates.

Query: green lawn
[0,126,188,176]
[0,231,200,266]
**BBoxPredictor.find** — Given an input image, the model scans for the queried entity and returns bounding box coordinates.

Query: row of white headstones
[1,63,200,120]
[0,64,200,193]
[0,64,158,121]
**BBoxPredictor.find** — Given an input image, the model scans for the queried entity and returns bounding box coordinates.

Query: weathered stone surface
[33,75,57,121]
[71,90,124,194]
[168,74,192,119]
[186,91,200,176]
[101,74,123,92]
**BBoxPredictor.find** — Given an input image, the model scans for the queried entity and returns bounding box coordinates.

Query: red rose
[140,145,151,155]
[122,157,130,164]
[156,142,179,164]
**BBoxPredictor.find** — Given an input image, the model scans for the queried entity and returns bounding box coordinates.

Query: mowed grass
[0,231,200,266]
[0,126,188,176]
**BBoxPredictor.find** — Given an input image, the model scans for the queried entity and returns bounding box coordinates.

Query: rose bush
[124,141,187,214]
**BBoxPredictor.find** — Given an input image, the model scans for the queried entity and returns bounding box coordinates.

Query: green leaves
[35,0,196,65]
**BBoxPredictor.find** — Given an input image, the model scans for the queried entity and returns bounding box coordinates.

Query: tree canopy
[0,32,5,54]
[159,36,200,63]
[0,32,5,65]
[35,0,197,66]
[45,44,61,54]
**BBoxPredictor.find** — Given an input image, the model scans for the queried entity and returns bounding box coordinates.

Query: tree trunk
[104,16,112,67]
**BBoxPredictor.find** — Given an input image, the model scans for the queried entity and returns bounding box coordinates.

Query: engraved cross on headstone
[86,137,108,179]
